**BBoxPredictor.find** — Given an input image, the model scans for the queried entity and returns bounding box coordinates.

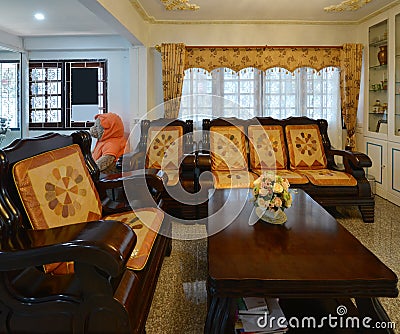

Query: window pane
[47,109,61,122]
[31,109,45,122]
[47,96,61,109]
[0,62,19,128]
[47,68,61,81]
[31,96,45,109]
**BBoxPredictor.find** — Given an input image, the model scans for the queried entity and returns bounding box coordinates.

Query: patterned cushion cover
[104,207,164,270]
[146,126,183,171]
[212,170,259,189]
[285,124,327,170]
[248,125,287,171]
[252,168,309,185]
[298,169,357,187]
[210,125,248,171]
[12,144,103,274]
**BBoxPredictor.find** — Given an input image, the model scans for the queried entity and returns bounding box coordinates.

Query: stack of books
[235,297,288,334]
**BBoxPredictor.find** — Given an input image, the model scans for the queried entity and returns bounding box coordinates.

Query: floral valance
[161,42,363,149]
[184,47,342,73]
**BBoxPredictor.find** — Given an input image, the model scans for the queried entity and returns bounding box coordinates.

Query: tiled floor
[146,196,400,333]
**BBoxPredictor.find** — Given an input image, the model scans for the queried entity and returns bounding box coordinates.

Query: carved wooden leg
[359,205,374,223]
[355,298,395,334]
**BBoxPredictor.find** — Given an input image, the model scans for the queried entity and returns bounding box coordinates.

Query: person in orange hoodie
[90,112,127,174]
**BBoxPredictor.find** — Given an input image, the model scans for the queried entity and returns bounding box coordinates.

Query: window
[29,60,107,129]
[180,66,341,149]
[0,61,19,128]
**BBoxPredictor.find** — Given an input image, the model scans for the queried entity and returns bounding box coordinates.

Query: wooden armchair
[118,118,198,220]
[0,131,171,333]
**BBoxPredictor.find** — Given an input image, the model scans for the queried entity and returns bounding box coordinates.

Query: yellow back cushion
[285,124,327,170]
[248,125,287,171]
[146,126,183,170]
[210,125,248,171]
[12,144,102,230]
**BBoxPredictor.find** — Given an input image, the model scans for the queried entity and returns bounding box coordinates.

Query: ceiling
[0,0,117,37]
[135,0,400,23]
[0,0,400,39]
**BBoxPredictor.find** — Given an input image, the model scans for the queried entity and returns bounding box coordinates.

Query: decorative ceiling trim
[324,0,373,12]
[129,0,156,23]
[129,0,400,25]
[160,0,200,11]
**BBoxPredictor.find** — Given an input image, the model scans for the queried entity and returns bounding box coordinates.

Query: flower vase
[377,45,387,66]
[255,207,287,225]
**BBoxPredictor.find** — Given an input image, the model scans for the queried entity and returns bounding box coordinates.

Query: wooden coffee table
[205,188,398,334]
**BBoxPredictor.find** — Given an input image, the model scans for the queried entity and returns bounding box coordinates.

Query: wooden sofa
[0,131,171,334]
[198,116,374,223]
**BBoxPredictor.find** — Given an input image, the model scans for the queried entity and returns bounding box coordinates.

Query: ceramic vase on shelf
[377,45,387,66]
[254,207,287,225]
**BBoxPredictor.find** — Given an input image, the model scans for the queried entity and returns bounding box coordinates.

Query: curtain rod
[154,44,342,51]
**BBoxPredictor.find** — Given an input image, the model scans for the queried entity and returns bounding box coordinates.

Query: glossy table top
[207,189,398,298]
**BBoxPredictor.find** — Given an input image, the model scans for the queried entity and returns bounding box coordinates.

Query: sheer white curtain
[180,66,342,149]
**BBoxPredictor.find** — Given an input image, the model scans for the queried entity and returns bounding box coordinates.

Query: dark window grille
[29,59,107,129]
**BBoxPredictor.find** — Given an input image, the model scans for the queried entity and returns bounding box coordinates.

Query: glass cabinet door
[396,14,400,137]
[368,20,388,134]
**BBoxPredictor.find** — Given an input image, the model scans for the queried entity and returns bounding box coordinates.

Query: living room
[0,0,399,333]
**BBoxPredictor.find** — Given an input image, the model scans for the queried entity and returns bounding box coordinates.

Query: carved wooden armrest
[326,149,372,178]
[116,151,146,171]
[327,149,372,167]
[0,221,136,277]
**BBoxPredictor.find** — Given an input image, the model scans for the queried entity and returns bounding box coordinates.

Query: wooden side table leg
[355,297,395,334]
[204,295,234,334]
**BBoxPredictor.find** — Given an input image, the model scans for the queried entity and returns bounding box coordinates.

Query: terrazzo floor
[145,196,400,334]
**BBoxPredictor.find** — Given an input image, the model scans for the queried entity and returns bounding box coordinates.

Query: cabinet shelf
[369,39,388,47]
[369,64,387,70]
[369,112,387,116]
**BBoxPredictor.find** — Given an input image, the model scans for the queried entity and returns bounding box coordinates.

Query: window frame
[28,59,107,130]
[0,60,20,130]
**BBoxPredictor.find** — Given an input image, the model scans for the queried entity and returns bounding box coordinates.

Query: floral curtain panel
[340,43,363,149]
[161,43,186,118]
[160,43,363,148]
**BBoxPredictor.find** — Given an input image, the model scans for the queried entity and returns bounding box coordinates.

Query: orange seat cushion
[252,169,309,185]
[298,169,357,187]
[248,125,288,171]
[12,144,102,229]
[12,144,103,274]
[210,125,248,171]
[146,126,183,171]
[285,124,327,170]
[104,208,164,271]
[212,170,259,189]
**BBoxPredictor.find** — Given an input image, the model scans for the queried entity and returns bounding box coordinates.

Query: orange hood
[92,113,127,161]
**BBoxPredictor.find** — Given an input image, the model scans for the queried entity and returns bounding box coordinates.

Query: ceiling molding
[129,0,400,26]
[358,0,400,23]
[129,0,156,23]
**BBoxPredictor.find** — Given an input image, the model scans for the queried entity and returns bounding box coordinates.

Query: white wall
[149,22,362,46]
[23,35,137,138]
